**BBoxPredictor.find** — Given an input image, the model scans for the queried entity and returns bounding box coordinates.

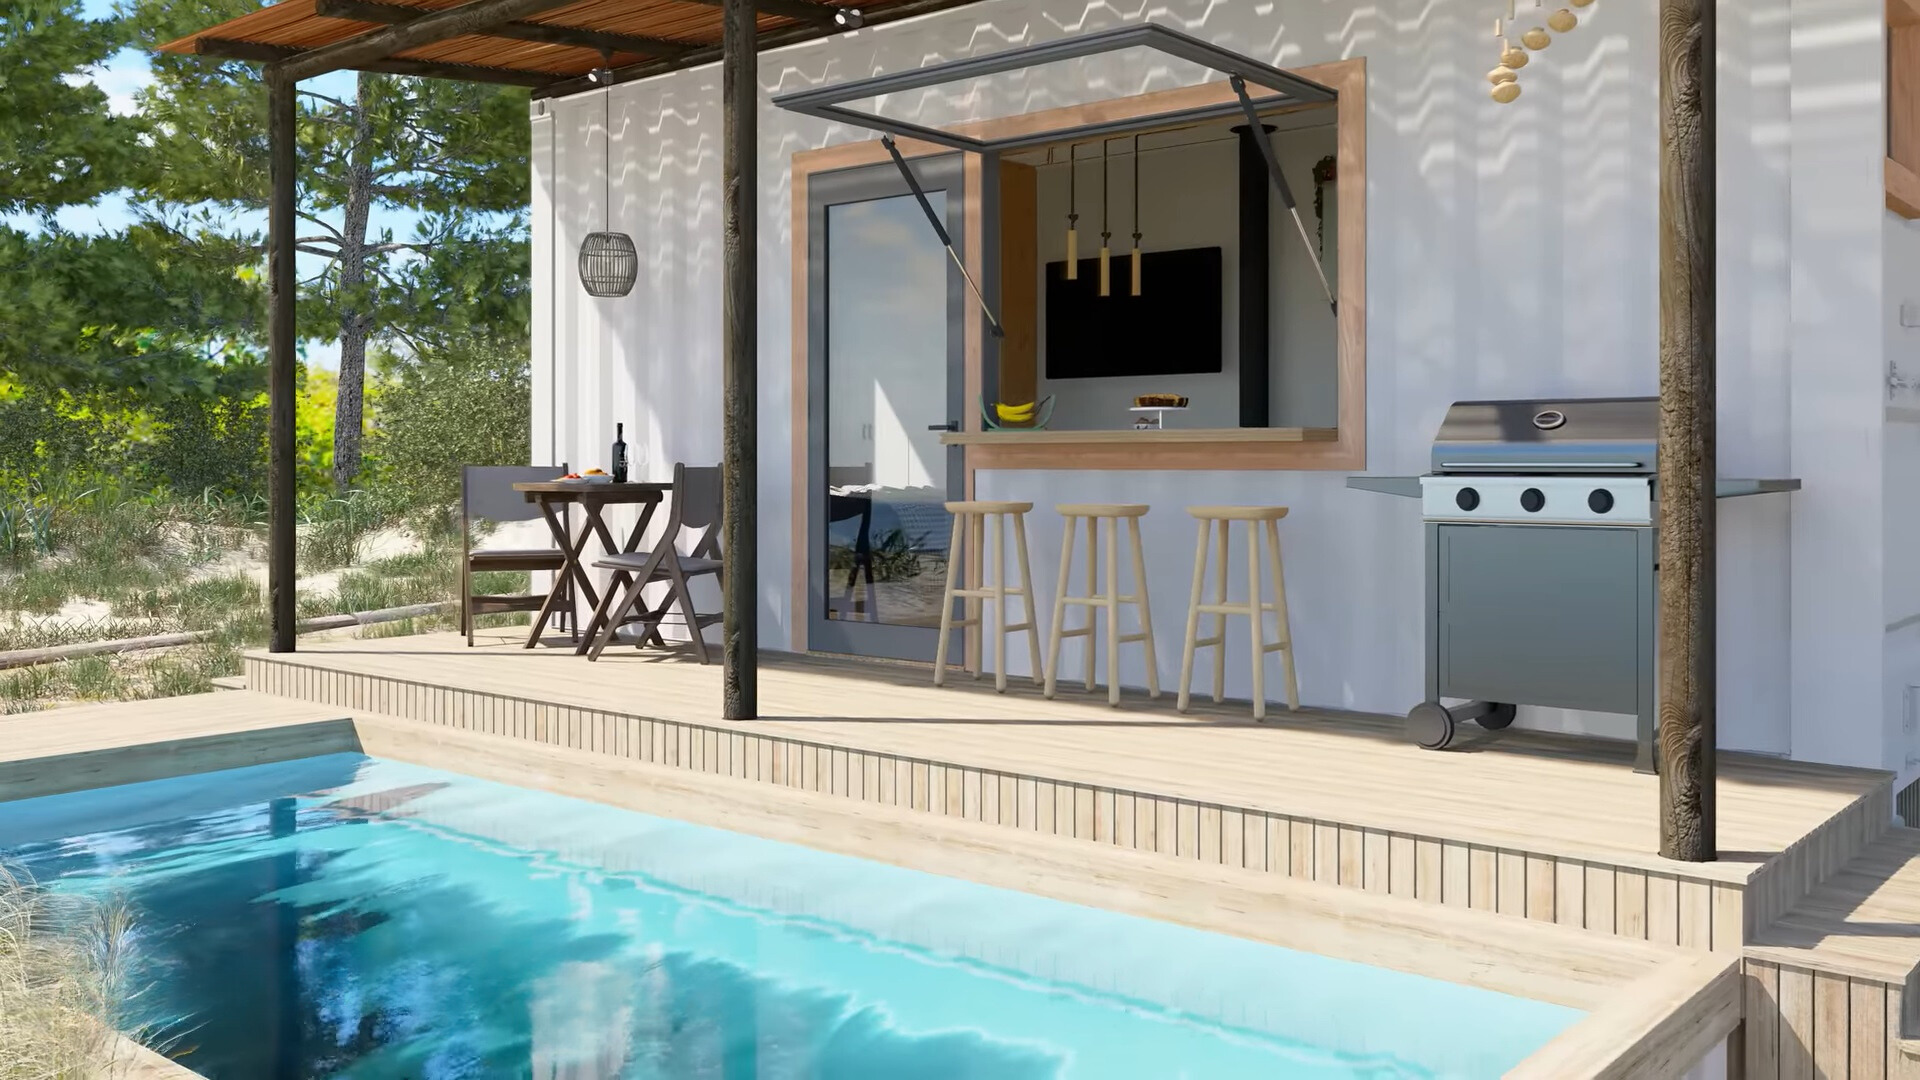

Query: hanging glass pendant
[579,232,638,297]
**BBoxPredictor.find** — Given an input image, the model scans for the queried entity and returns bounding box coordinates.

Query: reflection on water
[0,755,1576,1079]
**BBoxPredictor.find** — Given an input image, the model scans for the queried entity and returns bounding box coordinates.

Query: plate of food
[1131,393,1189,410]
[557,468,614,484]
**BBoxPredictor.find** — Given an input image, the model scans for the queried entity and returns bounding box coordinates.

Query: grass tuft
[0,864,145,1079]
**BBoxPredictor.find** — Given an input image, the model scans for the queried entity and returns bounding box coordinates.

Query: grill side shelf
[1347,476,1422,498]
[1713,478,1801,498]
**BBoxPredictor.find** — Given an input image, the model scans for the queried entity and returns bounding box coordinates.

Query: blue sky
[11,0,461,369]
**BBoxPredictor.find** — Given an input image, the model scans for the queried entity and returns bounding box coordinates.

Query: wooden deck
[242,630,1893,955]
[0,692,356,802]
[1742,827,1920,1077]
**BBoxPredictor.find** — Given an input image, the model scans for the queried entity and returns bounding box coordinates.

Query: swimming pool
[0,754,1580,1078]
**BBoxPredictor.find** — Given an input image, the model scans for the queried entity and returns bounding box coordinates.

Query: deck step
[242,645,1895,960]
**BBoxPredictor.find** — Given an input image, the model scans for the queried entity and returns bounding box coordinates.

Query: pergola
[158,0,1720,861]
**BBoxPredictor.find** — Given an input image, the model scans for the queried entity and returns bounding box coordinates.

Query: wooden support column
[1233,123,1274,428]
[267,72,298,653]
[1657,0,1716,861]
[721,0,757,719]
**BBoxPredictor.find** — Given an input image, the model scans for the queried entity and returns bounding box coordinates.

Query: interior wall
[1268,124,1340,429]
[530,0,1889,765]
[1028,125,1338,431]
[1034,137,1237,428]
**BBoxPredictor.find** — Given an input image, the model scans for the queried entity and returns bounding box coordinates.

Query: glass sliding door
[806,156,967,661]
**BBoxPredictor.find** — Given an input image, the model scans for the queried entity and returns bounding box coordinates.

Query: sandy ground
[2,525,430,640]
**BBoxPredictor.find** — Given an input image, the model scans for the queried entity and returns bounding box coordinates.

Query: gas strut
[881,135,1006,339]
[1228,75,1337,317]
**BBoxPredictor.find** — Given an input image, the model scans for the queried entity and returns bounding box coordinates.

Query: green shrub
[296,489,391,571]
[140,392,268,501]
[372,335,530,513]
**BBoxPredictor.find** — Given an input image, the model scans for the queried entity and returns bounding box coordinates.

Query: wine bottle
[611,423,629,483]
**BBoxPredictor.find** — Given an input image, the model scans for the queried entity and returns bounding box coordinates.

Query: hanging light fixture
[1064,144,1079,280]
[579,63,638,298]
[1097,139,1112,297]
[1129,134,1143,297]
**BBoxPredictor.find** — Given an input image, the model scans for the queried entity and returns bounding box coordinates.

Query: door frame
[789,142,988,659]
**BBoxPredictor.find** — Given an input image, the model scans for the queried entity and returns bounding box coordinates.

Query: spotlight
[833,7,863,29]
[588,66,613,85]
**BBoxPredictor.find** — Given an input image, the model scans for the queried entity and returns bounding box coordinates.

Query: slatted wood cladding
[159,0,910,84]
[239,632,1900,966]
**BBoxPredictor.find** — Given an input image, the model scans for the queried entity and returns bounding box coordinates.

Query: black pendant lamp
[579,66,638,298]
[1098,139,1112,297]
[1064,144,1079,280]
[1130,134,1143,296]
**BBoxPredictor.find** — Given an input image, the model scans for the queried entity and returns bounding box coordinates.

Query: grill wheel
[1407,700,1518,750]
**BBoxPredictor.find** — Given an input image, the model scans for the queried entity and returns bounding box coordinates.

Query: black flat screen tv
[1043,246,1223,380]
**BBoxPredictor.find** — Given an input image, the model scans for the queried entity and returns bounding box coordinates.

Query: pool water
[0,755,1578,1078]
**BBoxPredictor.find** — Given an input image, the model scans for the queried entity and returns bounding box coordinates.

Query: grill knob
[1520,488,1546,513]
[1455,487,1481,511]
[1588,489,1615,514]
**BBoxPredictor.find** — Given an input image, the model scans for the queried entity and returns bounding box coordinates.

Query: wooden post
[1657,0,1716,861]
[721,0,758,720]
[267,72,298,653]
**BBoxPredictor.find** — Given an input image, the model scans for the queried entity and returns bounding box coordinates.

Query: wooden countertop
[939,427,1339,446]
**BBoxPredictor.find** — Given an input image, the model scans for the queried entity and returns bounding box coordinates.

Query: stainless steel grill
[1351,397,1797,770]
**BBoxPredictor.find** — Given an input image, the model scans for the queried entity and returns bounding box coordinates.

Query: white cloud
[62,47,151,117]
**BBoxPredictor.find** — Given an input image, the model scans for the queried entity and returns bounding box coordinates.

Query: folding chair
[583,463,723,661]
[461,464,572,646]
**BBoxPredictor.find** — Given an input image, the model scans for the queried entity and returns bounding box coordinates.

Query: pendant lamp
[1097,140,1112,297]
[1129,134,1142,297]
[579,68,638,298]
[1065,144,1079,280]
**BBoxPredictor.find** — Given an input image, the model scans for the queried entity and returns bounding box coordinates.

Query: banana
[994,401,1035,422]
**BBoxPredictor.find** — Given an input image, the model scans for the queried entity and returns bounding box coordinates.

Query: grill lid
[1430,396,1658,475]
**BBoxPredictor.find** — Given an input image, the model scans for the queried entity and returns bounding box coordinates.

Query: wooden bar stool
[1045,504,1159,706]
[934,501,1044,692]
[1177,506,1299,720]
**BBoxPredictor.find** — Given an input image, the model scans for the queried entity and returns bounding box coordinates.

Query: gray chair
[461,464,571,647]
[583,463,722,662]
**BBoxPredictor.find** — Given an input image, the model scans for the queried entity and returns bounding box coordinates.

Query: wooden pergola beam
[534,0,976,97]
[195,36,555,85]
[267,0,592,83]
[1657,0,1717,861]
[680,0,852,26]
[313,0,696,60]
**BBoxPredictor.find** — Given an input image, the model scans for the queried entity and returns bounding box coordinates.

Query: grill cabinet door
[1432,524,1645,714]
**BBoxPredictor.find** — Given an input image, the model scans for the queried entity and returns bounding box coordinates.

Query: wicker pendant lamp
[579,68,638,298]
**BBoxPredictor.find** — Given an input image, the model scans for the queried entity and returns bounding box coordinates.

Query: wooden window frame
[945,57,1367,471]
[787,57,1366,649]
